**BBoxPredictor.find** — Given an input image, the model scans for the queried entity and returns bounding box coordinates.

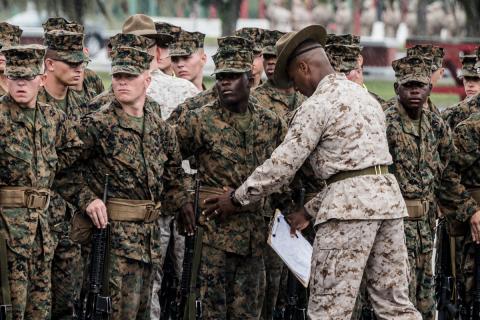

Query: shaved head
[286,41,334,97]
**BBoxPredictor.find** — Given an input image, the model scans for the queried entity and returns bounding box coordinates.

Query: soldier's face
[216,72,250,106]
[157,46,172,71]
[395,81,431,110]
[287,61,316,97]
[172,50,206,82]
[47,59,84,86]
[0,54,5,72]
[7,75,43,108]
[463,76,480,97]
[252,53,264,77]
[112,71,151,105]
[263,54,277,80]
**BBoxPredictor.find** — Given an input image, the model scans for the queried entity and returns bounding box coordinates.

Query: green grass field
[98,72,461,109]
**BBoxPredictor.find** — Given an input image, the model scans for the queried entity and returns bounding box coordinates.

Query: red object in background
[259,0,265,18]
[406,37,480,100]
[240,0,248,18]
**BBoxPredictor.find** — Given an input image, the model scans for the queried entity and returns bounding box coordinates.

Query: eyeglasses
[6,75,39,81]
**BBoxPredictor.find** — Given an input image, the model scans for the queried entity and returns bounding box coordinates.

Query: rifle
[436,218,458,320]
[0,234,11,320]
[160,226,179,319]
[177,179,203,320]
[80,174,112,320]
[464,243,480,320]
[283,187,308,320]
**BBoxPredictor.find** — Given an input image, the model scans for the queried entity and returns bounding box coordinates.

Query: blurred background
[2,0,480,108]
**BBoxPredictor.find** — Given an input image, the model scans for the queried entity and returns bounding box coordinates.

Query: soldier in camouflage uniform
[171,30,207,91]
[234,27,265,88]
[458,52,480,98]
[38,25,94,318]
[67,39,190,319]
[0,44,83,319]
[325,34,385,105]
[0,22,22,97]
[154,21,182,77]
[443,49,480,129]
[176,35,286,319]
[383,56,479,320]
[123,14,199,120]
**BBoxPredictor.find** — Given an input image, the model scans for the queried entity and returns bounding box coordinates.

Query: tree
[200,0,243,36]
[456,0,480,37]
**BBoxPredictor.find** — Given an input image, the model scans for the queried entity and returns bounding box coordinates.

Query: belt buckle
[144,203,160,223]
[25,189,51,210]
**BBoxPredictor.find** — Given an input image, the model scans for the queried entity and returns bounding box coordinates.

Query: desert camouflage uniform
[175,36,286,320]
[234,72,422,320]
[0,44,83,320]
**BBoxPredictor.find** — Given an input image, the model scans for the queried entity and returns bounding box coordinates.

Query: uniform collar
[113,97,156,135]
[7,94,48,130]
[395,99,431,137]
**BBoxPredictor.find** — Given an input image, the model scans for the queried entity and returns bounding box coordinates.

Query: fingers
[202,203,218,217]
[86,199,108,229]
[472,217,480,244]
[290,224,297,237]
[204,196,219,205]
[471,224,478,243]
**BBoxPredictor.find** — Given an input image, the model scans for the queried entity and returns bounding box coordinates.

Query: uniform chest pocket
[4,145,33,164]
[112,146,141,170]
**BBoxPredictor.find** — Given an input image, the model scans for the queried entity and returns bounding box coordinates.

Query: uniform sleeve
[235,99,325,205]
[55,113,84,171]
[436,120,480,222]
[161,125,190,211]
[175,109,202,159]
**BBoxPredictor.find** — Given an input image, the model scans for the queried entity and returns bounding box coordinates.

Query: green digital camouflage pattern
[176,99,286,256]
[87,87,115,111]
[199,244,266,319]
[2,45,45,78]
[111,46,153,75]
[70,97,188,265]
[154,22,182,42]
[326,33,362,47]
[0,94,82,318]
[407,44,445,71]
[460,55,479,78]
[109,33,155,50]
[167,86,217,127]
[261,30,285,56]
[251,79,306,121]
[44,30,85,63]
[170,30,205,57]
[392,55,432,85]
[0,22,22,49]
[325,44,361,73]
[79,68,105,101]
[234,27,265,54]
[447,112,480,309]
[213,36,254,74]
[368,90,386,105]
[442,94,480,129]
[42,17,84,33]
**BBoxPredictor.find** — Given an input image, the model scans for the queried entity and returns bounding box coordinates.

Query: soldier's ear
[393,82,399,95]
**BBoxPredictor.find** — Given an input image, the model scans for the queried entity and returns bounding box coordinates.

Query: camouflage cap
[262,30,285,56]
[109,33,155,51]
[44,30,85,63]
[2,44,46,77]
[234,27,265,54]
[212,36,253,75]
[170,30,205,57]
[474,47,480,71]
[326,33,362,49]
[42,17,84,33]
[325,44,361,73]
[459,54,479,78]
[407,44,444,71]
[0,22,23,49]
[392,56,432,85]
[154,22,182,42]
[111,46,153,75]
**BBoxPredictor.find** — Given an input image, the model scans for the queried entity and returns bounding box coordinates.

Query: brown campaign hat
[122,14,173,46]
[273,25,327,88]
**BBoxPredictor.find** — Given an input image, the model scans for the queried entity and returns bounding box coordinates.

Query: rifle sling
[186,227,204,320]
[0,234,11,319]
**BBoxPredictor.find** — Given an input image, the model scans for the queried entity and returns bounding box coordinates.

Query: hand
[86,198,108,229]
[470,210,480,243]
[286,207,311,237]
[203,187,238,221]
[178,203,195,236]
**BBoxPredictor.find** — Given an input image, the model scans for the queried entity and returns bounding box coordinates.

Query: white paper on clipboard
[267,209,313,287]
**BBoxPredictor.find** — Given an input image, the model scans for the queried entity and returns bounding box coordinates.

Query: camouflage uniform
[0,45,83,319]
[0,22,23,97]
[252,81,305,121]
[234,71,422,319]
[82,68,105,98]
[68,45,188,318]
[443,93,480,130]
[176,36,286,319]
[39,28,93,319]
